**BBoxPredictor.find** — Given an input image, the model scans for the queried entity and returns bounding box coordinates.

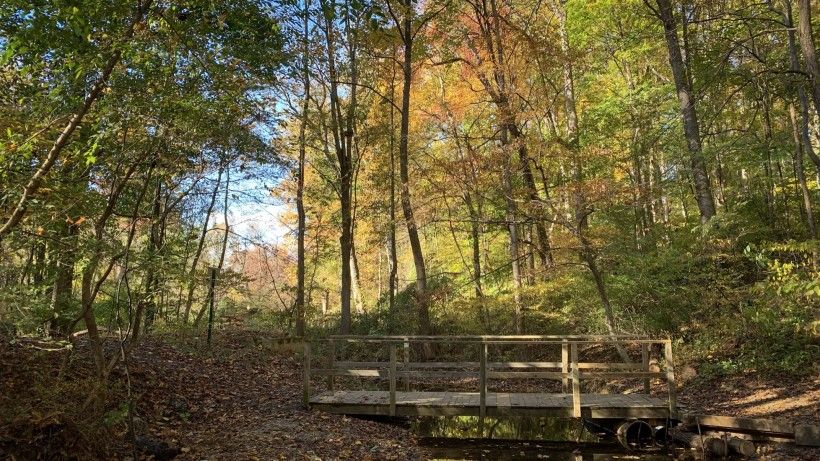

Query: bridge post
[571,341,581,418]
[403,338,410,391]
[479,341,487,425]
[641,343,650,394]
[389,343,397,416]
[664,340,677,417]
[561,339,569,393]
[303,341,311,409]
[327,338,336,391]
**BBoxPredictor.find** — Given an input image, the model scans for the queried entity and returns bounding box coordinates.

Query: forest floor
[0,328,817,460]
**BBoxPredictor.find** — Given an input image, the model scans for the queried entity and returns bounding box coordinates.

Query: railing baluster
[327,338,336,391]
[571,342,581,418]
[479,341,487,424]
[389,343,397,416]
[561,339,569,393]
[403,338,410,391]
[664,340,677,417]
[303,341,311,408]
[641,343,650,394]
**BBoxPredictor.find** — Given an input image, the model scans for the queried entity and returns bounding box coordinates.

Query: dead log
[727,436,756,457]
[672,431,728,457]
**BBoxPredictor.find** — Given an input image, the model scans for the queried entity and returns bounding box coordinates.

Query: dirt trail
[127,332,425,460]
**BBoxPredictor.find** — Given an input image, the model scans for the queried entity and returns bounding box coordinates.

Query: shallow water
[412,417,681,460]
[419,438,681,460]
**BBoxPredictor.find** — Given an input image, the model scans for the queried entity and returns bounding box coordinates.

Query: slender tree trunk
[464,193,484,298]
[143,177,163,332]
[785,0,820,172]
[556,0,629,360]
[397,0,430,334]
[183,166,223,324]
[79,161,145,376]
[501,133,524,334]
[796,0,820,120]
[294,0,310,338]
[320,0,356,333]
[654,0,716,223]
[388,48,399,313]
[49,221,77,336]
[194,167,230,327]
[789,103,818,238]
[351,241,364,314]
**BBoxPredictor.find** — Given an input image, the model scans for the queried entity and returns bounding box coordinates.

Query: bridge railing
[302,335,676,418]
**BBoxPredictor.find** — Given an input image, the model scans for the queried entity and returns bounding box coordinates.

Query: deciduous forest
[0,0,818,459]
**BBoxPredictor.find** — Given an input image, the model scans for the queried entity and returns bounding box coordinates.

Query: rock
[135,435,181,461]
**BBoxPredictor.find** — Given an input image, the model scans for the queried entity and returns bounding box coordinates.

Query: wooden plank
[389,344,396,416]
[682,415,795,436]
[397,370,478,379]
[577,371,666,379]
[641,343,650,394]
[333,360,643,370]
[664,340,677,416]
[312,369,385,377]
[487,371,564,379]
[571,342,581,418]
[303,342,311,408]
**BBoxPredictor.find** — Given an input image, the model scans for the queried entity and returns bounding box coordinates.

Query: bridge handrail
[302,336,676,419]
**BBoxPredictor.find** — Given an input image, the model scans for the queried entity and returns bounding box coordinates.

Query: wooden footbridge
[302,335,677,421]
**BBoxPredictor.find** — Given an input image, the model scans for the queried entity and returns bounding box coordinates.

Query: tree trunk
[785,0,820,171]
[49,221,77,336]
[294,0,310,338]
[555,0,629,360]
[142,177,164,332]
[388,47,399,314]
[351,240,365,314]
[398,0,430,334]
[654,0,716,223]
[789,103,818,238]
[796,0,820,120]
[194,166,230,327]
[464,192,484,298]
[183,166,223,324]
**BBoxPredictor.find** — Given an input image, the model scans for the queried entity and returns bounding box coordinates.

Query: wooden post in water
[206,267,217,348]
[641,343,650,394]
[389,343,397,416]
[303,341,311,408]
[571,341,581,418]
[664,340,677,417]
[327,338,336,391]
[561,339,569,393]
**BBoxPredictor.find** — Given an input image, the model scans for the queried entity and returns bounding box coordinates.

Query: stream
[411,417,687,460]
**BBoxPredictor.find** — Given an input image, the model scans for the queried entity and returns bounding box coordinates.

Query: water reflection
[413,417,680,460]
[414,416,597,441]
[420,438,680,460]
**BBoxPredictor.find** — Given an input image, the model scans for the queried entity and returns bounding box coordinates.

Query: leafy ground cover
[1,328,817,460]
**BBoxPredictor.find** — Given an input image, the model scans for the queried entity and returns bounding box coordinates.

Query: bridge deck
[310,390,671,419]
